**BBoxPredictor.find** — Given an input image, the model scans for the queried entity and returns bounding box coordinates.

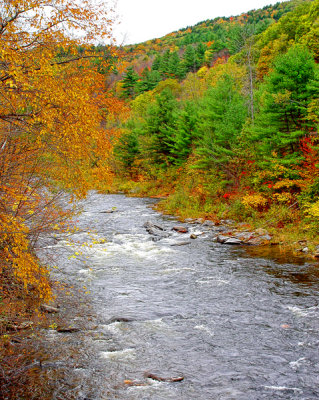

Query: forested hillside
[109,0,319,250]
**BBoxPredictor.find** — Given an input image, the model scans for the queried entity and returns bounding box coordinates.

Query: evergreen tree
[151,54,162,71]
[160,49,171,78]
[114,128,140,175]
[173,102,199,165]
[196,42,207,66]
[195,74,248,176]
[168,51,184,79]
[122,66,139,98]
[252,45,318,173]
[183,45,200,73]
[143,88,178,166]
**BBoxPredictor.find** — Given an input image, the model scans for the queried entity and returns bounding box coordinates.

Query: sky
[113,0,286,45]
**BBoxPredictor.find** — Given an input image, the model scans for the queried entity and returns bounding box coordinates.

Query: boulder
[216,235,230,244]
[40,304,59,313]
[234,231,254,241]
[143,221,171,239]
[202,220,215,227]
[224,238,242,245]
[172,226,189,233]
[56,326,80,333]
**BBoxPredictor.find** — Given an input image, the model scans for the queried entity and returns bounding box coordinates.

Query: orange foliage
[0,0,119,299]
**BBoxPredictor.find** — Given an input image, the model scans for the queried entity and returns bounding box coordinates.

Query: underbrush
[111,167,319,257]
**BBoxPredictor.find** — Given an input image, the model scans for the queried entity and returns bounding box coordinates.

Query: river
[41,192,319,399]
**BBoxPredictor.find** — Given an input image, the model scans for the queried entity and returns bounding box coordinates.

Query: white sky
[113,0,286,45]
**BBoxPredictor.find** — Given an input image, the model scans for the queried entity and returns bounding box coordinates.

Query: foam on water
[100,348,136,360]
[264,386,303,394]
[161,267,195,274]
[195,278,229,286]
[287,305,319,317]
[194,324,214,337]
[289,357,306,370]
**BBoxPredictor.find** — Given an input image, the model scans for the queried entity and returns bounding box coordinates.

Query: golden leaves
[0,0,120,299]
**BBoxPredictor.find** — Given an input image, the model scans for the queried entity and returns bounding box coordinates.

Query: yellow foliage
[306,201,319,218]
[205,61,246,89]
[272,179,303,190]
[272,192,294,203]
[242,193,268,210]
[197,66,209,79]
[0,0,117,299]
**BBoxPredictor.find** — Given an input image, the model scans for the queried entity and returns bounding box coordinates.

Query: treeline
[111,0,319,238]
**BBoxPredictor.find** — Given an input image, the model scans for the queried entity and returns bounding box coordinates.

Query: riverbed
[40,192,319,399]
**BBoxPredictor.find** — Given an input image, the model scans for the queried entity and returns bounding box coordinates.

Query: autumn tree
[0,0,117,300]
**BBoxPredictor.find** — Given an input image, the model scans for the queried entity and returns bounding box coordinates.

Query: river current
[46,192,319,399]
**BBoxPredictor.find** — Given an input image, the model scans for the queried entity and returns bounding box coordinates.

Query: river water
[46,192,319,399]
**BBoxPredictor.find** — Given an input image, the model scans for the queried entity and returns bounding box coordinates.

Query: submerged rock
[106,317,134,324]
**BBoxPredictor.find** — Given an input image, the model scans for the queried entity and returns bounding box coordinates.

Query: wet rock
[235,231,254,241]
[8,321,34,331]
[202,220,215,228]
[214,226,230,233]
[260,234,272,241]
[224,238,242,245]
[172,226,189,233]
[56,326,81,333]
[107,317,133,324]
[221,219,235,225]
[143,221,171,239]
[143,221,164,231]
[41,304,59,313]
[10,337,23,344]
[216,235,230,244]
[246,235,272,245]
[190,234,197,239]
[145,373,184,382]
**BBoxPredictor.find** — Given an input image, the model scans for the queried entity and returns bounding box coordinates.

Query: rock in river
[172,226,189,233]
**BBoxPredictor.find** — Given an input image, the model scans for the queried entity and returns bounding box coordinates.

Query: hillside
[108,0,309,94]
[106,0,319,255]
